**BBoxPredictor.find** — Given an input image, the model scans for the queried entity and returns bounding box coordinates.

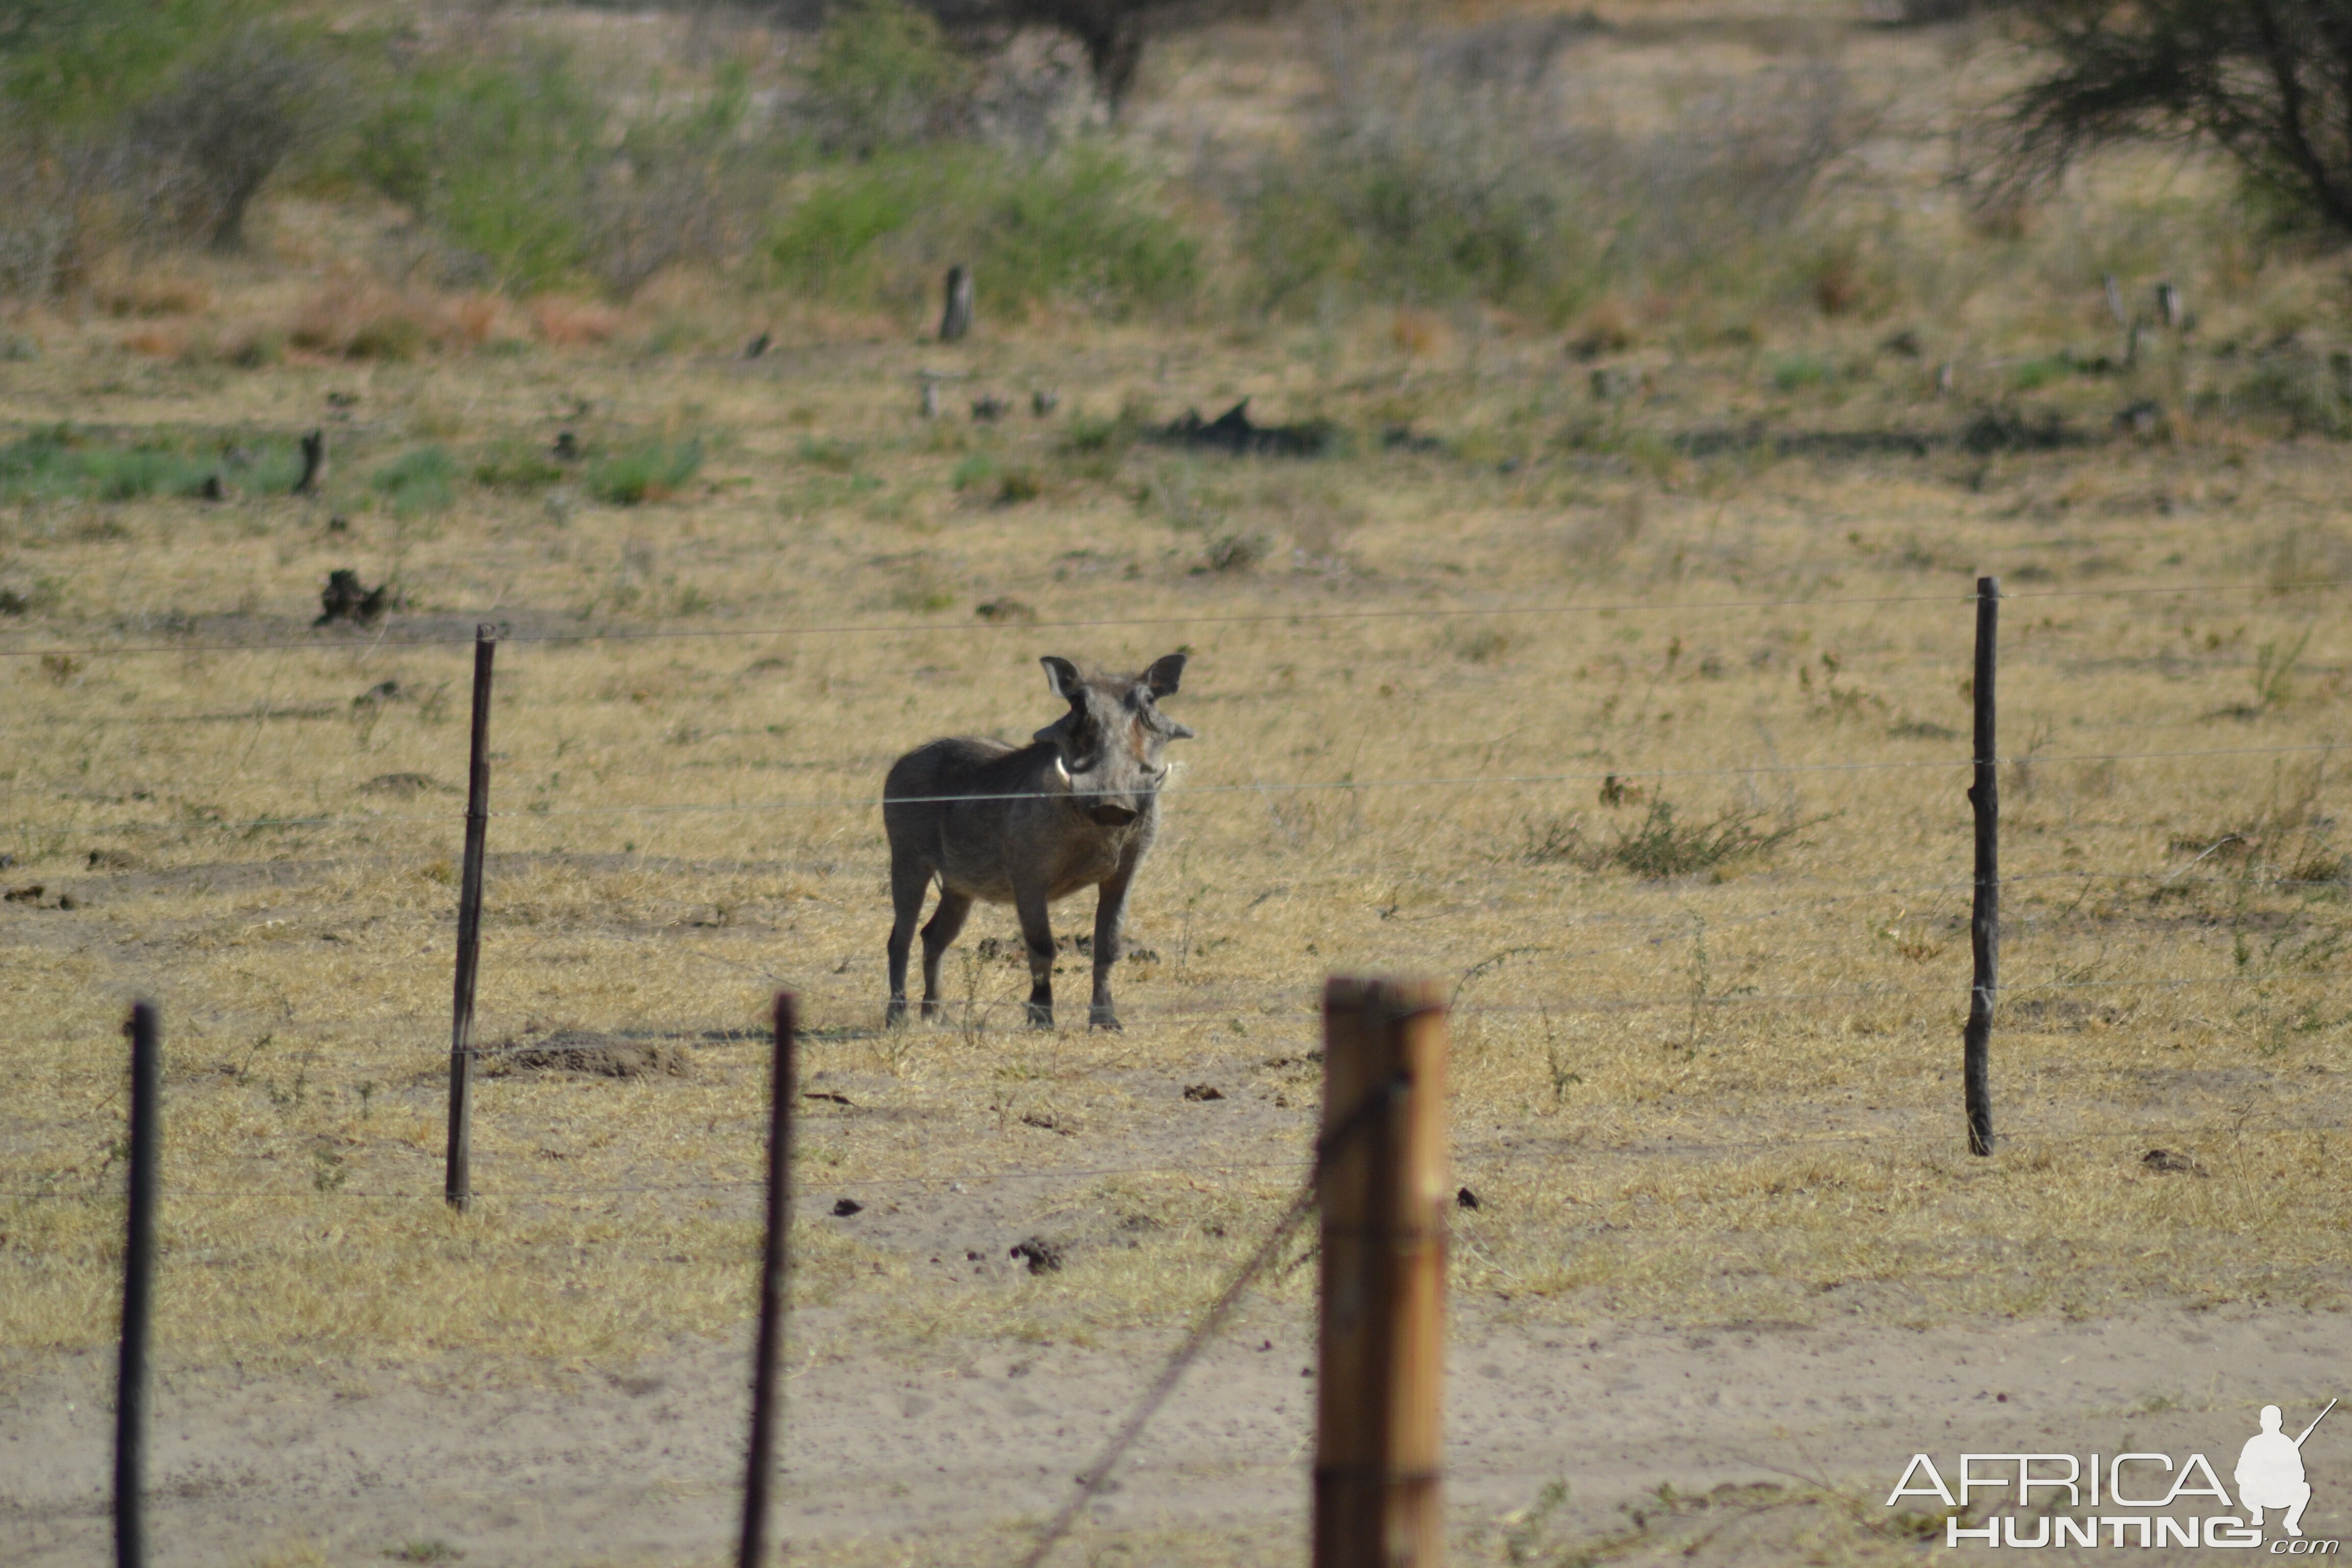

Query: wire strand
[2,578,2343,660]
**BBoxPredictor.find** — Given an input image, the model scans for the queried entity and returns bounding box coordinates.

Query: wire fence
[7,576,2348,1562]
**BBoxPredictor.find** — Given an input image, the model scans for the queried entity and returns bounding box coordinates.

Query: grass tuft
[586,439,703,505]
[1528,799,1806,878]
[370,447,457,516]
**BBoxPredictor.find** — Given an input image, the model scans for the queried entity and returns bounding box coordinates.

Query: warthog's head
[1035,653,1194,826]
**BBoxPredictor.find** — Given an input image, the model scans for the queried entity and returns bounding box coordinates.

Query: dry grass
[2,301,2345,1386]
[0,8,2349,1561]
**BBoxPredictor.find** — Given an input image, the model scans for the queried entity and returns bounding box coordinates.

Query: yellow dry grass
[0,11,2348,1563]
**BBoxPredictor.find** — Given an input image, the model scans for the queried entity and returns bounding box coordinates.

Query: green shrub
[0,0,248,132]
[2008,355,2080,392]
[472,441,566,491]
[371,446,457,514]
[587,438,703,505]
[0,426,298,501]
[1768,352,1834,390]
[350,52,602,294]
[766,145,1199,318]
[796,0,972,157]
[348,50,756,296]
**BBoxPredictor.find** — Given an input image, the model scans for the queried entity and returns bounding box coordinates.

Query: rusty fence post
[1965,577,1999,1156]
[445,626,497,1210]
[1316,976,1449,1568]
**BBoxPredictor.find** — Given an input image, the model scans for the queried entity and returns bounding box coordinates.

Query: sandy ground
[6,1303,2346,1565]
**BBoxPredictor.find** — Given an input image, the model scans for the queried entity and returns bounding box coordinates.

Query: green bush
[0,426,298,501]
[796,0,972,157]
[371,447,457,515]
[0,0,249,132]
[472,440,566,491]
[587,438,703,505]
[1768,352,1834,390]
[767,145,1197,318]
[347,48,757,296]
[350,52,602,294]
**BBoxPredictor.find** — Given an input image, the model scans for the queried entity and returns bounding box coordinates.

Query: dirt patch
[480,1034,695,1078]
[7,1306,2345,1565]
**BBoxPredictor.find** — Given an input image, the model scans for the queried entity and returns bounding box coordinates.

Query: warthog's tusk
[1054,756,1071,785]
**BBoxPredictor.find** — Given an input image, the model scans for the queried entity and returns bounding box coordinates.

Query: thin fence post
[445,626,497,1211]
[116,1000,160,1568]
[1965,578,2000,1156]
[1316,976,1449,1568]
[740,992,799,1568]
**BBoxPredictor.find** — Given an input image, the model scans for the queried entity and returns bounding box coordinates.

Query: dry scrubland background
[3,0,2351,1561]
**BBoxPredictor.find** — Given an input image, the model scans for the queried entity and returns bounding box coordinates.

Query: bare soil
[6,1303,2346,1566]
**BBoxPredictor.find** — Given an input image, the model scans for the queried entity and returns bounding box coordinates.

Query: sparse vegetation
[585,438,702,505]
[1528,799,1807,879]
[370,447,457,517]
[2,6,2351,1563]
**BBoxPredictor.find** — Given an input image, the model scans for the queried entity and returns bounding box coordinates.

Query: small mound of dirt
[482,1035,693,1079]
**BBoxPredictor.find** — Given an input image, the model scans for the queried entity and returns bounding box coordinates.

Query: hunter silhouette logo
[2241,1400,2334,1539]
[1884,1397,2339,1550]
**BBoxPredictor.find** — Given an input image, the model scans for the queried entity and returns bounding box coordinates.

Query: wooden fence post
[445,626,497,1211]
[1965,578,1999,1156]
[1316,976,1449,1568]
[740,992,799,1568]
[939,265,974,342]
[116,1000,160,1568]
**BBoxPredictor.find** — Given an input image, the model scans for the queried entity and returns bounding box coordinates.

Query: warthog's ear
[1142,652,1187,699]
[1040,656,1084,701]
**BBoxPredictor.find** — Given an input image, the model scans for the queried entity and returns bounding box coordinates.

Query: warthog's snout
[1086,801,1139,827]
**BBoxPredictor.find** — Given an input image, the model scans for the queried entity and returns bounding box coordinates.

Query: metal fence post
[1966,577,2000,1156]
[446,625,497,1210]
[740,992,799,1567]
[115,1001,161,1568]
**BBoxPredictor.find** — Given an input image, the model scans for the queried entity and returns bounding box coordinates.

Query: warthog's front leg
[1088,862,1138,1031]
[1015,885,1056,1028]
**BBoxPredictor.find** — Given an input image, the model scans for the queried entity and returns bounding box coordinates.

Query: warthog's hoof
[1089,1008,1122,1031]
[884,1000,909,1028]
[1025,1001,1054,1028]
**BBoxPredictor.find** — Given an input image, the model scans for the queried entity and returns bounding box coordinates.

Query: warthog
[884,652,1193,1030]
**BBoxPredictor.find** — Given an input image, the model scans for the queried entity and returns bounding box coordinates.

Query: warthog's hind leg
[885,858,932,1027]
[918,890,973,1021]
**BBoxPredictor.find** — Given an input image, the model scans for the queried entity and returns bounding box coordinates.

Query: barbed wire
[0,578,2343,662]
[22,739,2345,839]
